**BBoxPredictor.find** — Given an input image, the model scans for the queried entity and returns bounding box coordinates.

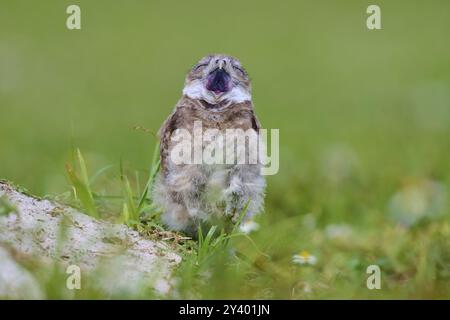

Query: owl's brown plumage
[159,97,260,176]
[153,54,265,234]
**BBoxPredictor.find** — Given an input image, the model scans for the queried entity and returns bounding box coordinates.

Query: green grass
[65,149,99,218]
[1,0,449,299]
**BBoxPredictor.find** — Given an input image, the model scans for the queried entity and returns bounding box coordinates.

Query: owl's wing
[250,110,261,133]
[158,110,179,176]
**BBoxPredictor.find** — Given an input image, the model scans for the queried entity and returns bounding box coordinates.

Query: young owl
[153,54,265,234]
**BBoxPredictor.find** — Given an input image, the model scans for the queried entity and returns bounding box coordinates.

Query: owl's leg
[152,173,193,232]
[165,164,208,225]
[223,164,266,222]
[160,199,193,231]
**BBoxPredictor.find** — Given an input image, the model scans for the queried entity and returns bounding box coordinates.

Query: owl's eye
[194,63,208,71]
[232,65,246,75]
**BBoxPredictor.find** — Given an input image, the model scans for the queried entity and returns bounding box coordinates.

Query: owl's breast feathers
[158,96,261,176]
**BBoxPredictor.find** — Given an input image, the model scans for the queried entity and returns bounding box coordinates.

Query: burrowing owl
[153,54,265,234]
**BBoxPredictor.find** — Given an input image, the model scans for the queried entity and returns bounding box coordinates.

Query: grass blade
[65,163,99,218]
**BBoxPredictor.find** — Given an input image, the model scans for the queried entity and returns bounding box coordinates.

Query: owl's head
[183,54,252,105]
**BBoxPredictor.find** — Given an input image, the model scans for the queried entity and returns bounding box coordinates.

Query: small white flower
[292,251,317,266]
[239,220,260,234]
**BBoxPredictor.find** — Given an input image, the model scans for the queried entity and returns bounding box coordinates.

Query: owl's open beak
[206,68,231,95]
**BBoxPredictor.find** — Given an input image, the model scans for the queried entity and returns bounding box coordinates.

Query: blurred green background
[1,0,449,298]
[1,0,449,195]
